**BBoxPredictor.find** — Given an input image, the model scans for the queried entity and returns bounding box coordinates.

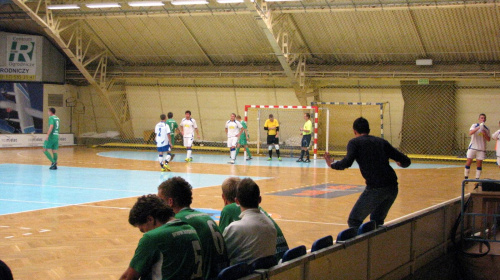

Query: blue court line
[97,151,461,169]
[0,164,270,215]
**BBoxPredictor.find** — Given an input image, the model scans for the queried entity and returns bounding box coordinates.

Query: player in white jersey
[155,114,174,171]
[179,110,200,162]
[225,113,243,164]
[492,120,500,168]
[465,113,491,180]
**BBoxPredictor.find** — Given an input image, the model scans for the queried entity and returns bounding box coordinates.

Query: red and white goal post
[244,105,319,160]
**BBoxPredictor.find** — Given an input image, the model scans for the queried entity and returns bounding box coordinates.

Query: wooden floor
[0,146,496,280]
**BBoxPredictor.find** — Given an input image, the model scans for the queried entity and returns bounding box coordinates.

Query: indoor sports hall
[0,0,499,279]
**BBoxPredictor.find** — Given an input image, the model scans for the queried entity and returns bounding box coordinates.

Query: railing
[240,196,464,279]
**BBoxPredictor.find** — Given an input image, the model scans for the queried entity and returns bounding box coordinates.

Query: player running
[155,114,174,171]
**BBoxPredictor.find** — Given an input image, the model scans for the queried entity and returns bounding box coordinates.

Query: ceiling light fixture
[128,1,165,6]
[47,4,80,9]
[171,0,208,5]
[85,3,122,8]
[216,0,244,3]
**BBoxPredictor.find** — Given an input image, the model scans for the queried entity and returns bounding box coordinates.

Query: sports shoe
[304,159,311,163]
[164,164,171,171]
[228,159,235,164]
[185,157,193,162]
[246,157,252,160]
[296,158,303,162]
[267,157,272,161]
[278,157,282,161]
[49,163,57,170]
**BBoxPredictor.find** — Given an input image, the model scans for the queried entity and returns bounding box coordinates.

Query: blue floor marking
[98,151,461,169]
[0,164,269,215]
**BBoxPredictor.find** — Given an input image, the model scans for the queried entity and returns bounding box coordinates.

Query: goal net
[312,102,386,153]
[244,105,319,159]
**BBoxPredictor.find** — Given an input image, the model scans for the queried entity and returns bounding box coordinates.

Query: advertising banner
[0,133,74,148]
[0,35,39,81]
[0,82,43,134]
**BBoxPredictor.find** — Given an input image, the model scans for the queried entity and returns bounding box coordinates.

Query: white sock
[476,169,481,179]
[158,155,163,165]
[231,150,236,160]
[464,167,470,178]
[166,154,171,163]
[187,149,192,158]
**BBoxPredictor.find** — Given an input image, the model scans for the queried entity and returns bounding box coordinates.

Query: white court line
[0,182,146,194]
[0,225,10,228]
[16,151,32,159]
[5,236,14,239]
[39,229,50,233]
[19,227,31,230]
[0,199,67,205]
[74,204,131,210]
[22,233,32,236]
[0,195,141,217]
[274,218,347,226]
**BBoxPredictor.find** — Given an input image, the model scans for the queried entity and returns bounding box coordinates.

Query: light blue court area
[271,184,366,199]
[0,164,269,215]
[98,151,461,169]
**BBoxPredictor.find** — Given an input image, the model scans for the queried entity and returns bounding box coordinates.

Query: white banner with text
[0,134,74,148]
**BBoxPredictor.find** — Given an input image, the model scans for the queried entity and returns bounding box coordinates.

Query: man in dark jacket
[324,117,411,228]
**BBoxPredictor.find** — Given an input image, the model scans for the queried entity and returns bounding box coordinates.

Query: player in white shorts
[464,113,491,180]
[155,114,173,171]
[225,113,243,164]
[492,120,500,168]
[179,110,200,162]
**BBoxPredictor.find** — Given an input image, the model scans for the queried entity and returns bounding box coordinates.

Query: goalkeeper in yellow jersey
[264,114,281,161]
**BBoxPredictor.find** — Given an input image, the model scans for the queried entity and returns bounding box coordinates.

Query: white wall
[125,85,301,142]
[73,78,500,152]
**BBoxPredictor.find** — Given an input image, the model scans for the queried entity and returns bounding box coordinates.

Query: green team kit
[218,203,289,261]
[166,119,178,146]
[176,208,228,279]
[130,219,203,280]
[44,115,60,150]
[238,120,248,145]
[235,120,252,159]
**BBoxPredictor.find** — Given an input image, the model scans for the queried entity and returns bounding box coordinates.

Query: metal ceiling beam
[244,0,295,81]
[407,9,428,58]
[10,0,131,137]
[243,0,311,104]
[177,17,214,66]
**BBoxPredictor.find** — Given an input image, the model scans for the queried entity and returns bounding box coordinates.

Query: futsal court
[0,145,494,279]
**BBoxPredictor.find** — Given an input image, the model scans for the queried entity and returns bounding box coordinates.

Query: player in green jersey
[120,195,203,280]
[158,177,229,279]
[43,108,60,170]
[235,115,252,160]
[166,112,180,149]
[219,177,289,262]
